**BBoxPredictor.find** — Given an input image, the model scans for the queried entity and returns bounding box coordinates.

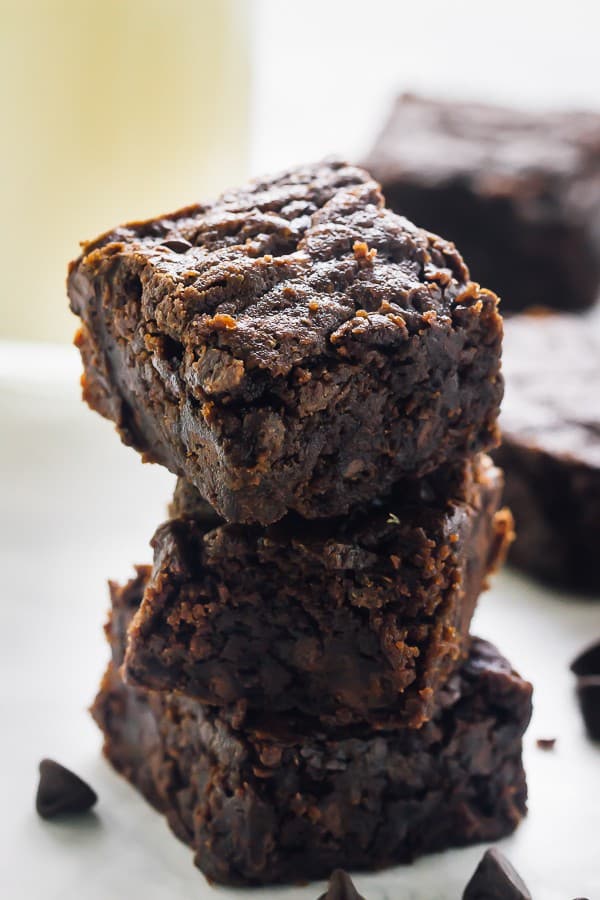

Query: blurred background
[2,0,600,343]
[1,3,599,899]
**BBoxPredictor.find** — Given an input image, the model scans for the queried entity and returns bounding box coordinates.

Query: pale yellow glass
[0,0,251,342]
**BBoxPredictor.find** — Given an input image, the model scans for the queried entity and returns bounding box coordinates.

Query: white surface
[0,343,599,900]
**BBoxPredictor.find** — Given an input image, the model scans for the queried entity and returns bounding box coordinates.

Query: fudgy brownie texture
[365,94,600,313]
[68,159,503,525]
[124,455,513,728]
[493,313,600,591]
[93,571,531,886]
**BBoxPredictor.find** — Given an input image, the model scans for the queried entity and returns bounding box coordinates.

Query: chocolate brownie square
[93,571,531,886]
[68,159,503,524]
[123,455,512,728]
[365,94,600,313]
[493,312,600,591]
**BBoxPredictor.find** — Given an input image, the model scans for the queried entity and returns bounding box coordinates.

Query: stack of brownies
[68,160,532,886]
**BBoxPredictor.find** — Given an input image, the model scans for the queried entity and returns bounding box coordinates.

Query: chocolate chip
[571,640,600,676]
[536,737,556,750]
[36,759,97,819]
[463,848,531,900]
[576,676,600,740]
[317,869,366,900]
[160,238,193,253]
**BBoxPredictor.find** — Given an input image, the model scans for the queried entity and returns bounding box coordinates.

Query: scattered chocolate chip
[36,759,97,819]
[317,869,366,900]
[159,238,193,253]
[536,737,556,750]
[463,848,531,900]
[576,676,600,740]
[571,640,600,676]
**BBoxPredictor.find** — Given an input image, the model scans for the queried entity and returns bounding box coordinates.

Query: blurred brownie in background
[494,312,600,592]
[365,94,600,313]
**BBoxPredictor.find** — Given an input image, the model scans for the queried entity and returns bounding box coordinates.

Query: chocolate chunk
[576,676,600,740]
[317,870,365,900]
[36,759,97,819]
[571,640,600,676]
[463,848,531,900]
[536,738,556,750]
[159,238,192,253]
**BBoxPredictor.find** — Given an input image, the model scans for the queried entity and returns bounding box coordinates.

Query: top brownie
[365,95,600,313]
[69,159,503,524]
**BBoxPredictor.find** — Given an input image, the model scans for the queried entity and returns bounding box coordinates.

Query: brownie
[365,94,600,313]
[93,573,531,886]
[124,455,513,728]
[68,159,503,525]
[493,312,600,591]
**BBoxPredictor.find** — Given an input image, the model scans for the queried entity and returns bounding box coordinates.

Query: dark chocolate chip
[36,759,97,819]
[463,848,531,900]
[571,640,600,676]
[576,676,600,740]
[536,737,556,750]
[317,869,366,900]
[160,238,193,253]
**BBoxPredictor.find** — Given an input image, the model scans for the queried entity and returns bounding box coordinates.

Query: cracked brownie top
[72,159,482,389]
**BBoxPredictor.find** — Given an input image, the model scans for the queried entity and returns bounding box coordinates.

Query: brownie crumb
[536,738,556,750]
[317,870,365,900]
[36,759,97,820]
[463,848,531,900]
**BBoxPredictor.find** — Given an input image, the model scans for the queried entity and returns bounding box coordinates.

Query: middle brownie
[124,453,511,728]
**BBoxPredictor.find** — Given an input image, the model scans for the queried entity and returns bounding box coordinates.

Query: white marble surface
[0,342,599,899]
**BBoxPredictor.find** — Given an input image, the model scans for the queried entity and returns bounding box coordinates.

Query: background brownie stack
[365,95,600,596]
[69,160,532,886]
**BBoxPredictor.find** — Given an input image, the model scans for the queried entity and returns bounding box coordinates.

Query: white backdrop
[254,0,600,171]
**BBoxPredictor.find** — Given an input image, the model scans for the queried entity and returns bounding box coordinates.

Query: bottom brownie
[92,572,531,886]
